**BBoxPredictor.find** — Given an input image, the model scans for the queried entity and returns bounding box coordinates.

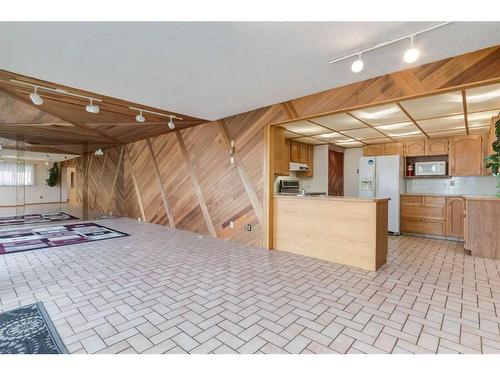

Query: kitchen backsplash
[405,176,499,196]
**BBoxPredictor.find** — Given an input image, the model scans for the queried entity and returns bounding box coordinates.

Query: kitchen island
[273,195,389,271]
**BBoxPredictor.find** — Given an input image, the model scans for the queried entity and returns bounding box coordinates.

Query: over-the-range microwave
[414,161,447,176]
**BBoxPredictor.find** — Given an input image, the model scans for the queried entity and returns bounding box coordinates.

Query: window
[0,163,35,186]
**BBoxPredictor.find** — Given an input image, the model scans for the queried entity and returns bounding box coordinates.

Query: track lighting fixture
[403,35,420,64]
[168,116,175,130]
[29,87,43,105]
[351,53,364,73]
[135,110,145,123]
[94,148,104,156]
[86,99,100,114]
[328,22,451,73]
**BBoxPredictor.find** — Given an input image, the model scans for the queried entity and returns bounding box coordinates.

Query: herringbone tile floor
[1,217,499,354]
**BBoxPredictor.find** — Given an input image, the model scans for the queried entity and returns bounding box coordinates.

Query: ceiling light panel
[468,109,500,128]
[311,113,365,131]
[350,104,408,125]
[284,130,301,139]
[417,115,465,132]
[341,127,384,140]
[466,83,500,112]
[283,121,327,136]
[427,129,466,138]
[293,137,328,145]
[400,91,463,120]
[469,126,492,134]
[375,121,420,136]
[313,132,349,141]
[334,140,364,148]
[363,138,394,144]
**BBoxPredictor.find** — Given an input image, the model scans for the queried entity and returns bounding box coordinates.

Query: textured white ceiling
[0,22,499,120]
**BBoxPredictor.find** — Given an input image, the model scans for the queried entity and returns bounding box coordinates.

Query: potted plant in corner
[484,117,500,197]
[46,162,60,187]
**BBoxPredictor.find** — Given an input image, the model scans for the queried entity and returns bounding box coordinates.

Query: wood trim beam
[125,146,146,221]
[308,119,368,145]
[462,90,470,135]
[107,146,125,214]
[217,120,264,229]
[175,131,217,238]
[92,151,108,208]
[345,113,396,142]
[396,103,430,138]
[281,101,300,119]
[145,138,176,228]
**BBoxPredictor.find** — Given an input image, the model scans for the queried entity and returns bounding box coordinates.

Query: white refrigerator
[359,155,403,234]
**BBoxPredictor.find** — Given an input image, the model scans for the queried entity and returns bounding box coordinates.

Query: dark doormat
[0,302,67,354]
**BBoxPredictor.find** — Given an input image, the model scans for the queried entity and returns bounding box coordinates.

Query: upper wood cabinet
[449,135,483,176]
[446,197,465,238]
[298,142,309,164]
[426,138,449,156]
[289,140,314,176]
[363,144,382,157]
[273,126,290,176]
[304,144,314,177]
[404,140,426,156]
[290,140,300,163]
[382,142,403,155]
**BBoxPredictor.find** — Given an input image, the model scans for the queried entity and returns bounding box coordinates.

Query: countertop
[463,195,500,201]
[401,193,499,198]
[274,194,390,203]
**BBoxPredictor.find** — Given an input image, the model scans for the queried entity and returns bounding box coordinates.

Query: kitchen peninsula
[273,194,389,271]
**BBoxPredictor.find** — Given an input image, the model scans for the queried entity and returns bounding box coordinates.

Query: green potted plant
[46,162,60,187]
[484,118,500,197]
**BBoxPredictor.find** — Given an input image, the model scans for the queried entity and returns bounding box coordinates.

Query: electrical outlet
[449,179,455,187]
[40,195,43,199]
[246,224,252,231]
[229,221,234,229]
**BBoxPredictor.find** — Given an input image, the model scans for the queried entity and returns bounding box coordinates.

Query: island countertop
[274,194,391,203]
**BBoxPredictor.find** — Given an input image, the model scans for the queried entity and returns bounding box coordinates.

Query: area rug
[0,302,67,354]
[0,222,129,255]
[0,212,79,227]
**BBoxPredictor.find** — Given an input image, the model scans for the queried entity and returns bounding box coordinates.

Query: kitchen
[268,82,500,270]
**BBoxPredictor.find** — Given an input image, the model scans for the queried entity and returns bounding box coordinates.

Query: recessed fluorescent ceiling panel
[468,109,500,127]
[341,127,382,140]
[375,121,420,136]
[363,138,394,144]
[350,104,408,125]
[427,129,466,138]
[417,114,465,132]
[334,140,364,148]
[314,132,349,141]
[466,83,500,112]
[293,137,327,145]
[400,91,464,120]
[284,121,327,135]
[312,113,365,131]
[284,130,301,139]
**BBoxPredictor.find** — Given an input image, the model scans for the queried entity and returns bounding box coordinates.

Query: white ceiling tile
[427,129,467,138]
[334,140,364,148]
[363,138,393,144]
[467,109,500,127]
[341,127,384,140]
[283,121,327,136]
[312,113,365,131]
[469,126,492,134]
[400,91,463,120]
[375,121,421,137]
[417,115,465,132]
[314,132,349,142]
[293,137,327,145]
[350,104,409,125]
[466,83,500,112]
[284,130,301,139]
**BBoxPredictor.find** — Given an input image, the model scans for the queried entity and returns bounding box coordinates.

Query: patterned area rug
[0,212,79,227]
[0,302,67,354]
[0,223,129,255]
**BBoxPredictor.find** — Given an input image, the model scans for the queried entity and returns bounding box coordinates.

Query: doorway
[328,148,344,196]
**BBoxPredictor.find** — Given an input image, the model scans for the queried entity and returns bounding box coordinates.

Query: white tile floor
[1,214,500,354]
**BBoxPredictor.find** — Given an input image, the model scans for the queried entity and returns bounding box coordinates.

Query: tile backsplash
[405,176,499,196]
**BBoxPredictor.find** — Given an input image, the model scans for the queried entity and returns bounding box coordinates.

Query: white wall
[343,147,363,197]
[275,144,329,194]
[0,161,66,206]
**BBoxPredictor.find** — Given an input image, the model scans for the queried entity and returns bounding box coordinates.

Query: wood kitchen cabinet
[363,144,382,157]
[449,135,483,176]
[426,138,449,156]
[401,195,446,236]
[289,140,314,176]
[446,197,465,238]
[304,144,314,177]
[298,142,309,164]
[404,139,426,156]
[382,142,403,155]
[290,140,300,163]
[273,126,290,176]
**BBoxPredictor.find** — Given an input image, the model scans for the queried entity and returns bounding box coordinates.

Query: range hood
[289,162,310,172]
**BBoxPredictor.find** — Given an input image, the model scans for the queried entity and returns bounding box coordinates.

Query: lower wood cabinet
[401,194,465,239]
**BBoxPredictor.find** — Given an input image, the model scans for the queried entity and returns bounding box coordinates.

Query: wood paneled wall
[73,45,500,247]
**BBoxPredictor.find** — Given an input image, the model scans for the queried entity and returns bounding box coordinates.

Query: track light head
[404,35,420,64]
[86,99,100,114]
[29,87,43,105]
[135,110,145,123]
[94,148,104,156]
[168,116,175,130]
[351,54,364,73]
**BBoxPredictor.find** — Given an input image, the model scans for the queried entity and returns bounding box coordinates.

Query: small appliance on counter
[279,180,300,195]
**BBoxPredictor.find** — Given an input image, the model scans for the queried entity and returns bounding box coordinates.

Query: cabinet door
[363,144,382,157]
[273,127,289,176]
[305,145,314,177]
[382,142,403,155]
[449,135,483,176]
[426,138,449,155]
[446,197,465,238]
[290,141,300,162]
[404,140,426,156]
[298,142,309,164]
